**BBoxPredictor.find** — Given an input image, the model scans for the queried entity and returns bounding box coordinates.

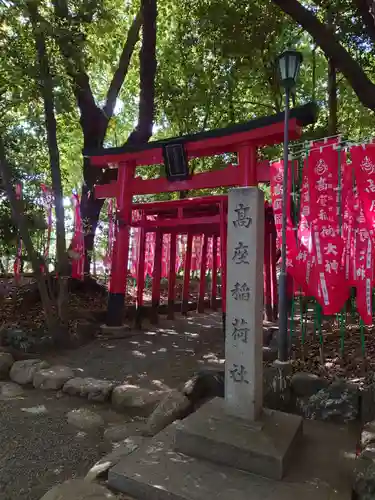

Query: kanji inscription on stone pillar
[225,187,264,421]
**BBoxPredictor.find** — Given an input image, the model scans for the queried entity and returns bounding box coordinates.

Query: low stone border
[0,352,198,439]
[2,350,374,429]
[290,371,375,424]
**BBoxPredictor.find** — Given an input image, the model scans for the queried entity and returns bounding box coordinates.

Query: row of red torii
[85,103,317,327]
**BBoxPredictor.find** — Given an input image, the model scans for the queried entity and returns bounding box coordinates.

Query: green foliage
[1,0,375,258]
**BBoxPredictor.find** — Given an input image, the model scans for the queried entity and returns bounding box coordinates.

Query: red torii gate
[85,102,317,326]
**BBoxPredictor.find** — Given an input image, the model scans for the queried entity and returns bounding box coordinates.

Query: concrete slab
[108,421,355,500]
[174,398,302,479]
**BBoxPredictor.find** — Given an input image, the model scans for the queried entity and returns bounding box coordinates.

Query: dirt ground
[46,312,224,390]
[0,312,224,500]
[0,388,126,500]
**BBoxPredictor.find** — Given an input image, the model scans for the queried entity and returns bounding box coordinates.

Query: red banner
[270,160,301,288]
[306,140,349,314]
[350,144,375,324]
[352,144,375,237]
[70,194,85,280]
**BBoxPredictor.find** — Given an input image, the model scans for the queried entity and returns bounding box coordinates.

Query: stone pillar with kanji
[225,187,264,420]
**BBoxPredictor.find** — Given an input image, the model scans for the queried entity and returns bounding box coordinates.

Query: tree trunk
[29,1,70,329]
[81,0,157,273]
[327,58,338,135]
[327,8,338,136]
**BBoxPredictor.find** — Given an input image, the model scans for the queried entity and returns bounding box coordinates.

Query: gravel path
[46,312,224,390]
[0,312,224,500]
[0,388,127,500]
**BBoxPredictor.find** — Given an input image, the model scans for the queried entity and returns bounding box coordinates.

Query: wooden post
[135,220,146,328]
[150,230,162,324]
[238,143,257,186]
[167,232,177,319]
[182,232,193,315]
[264,210,273,322]
[211,235,218,310]
[219,200,227,329]
[198,234,208,313]
[107,161,135,326]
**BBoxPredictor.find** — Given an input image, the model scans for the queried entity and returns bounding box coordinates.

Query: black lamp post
[276,50,303,362]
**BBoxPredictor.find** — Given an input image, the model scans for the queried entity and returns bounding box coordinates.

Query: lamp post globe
[277,50,303,90]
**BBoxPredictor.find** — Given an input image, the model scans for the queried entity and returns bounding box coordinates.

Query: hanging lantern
[163,142,189,181]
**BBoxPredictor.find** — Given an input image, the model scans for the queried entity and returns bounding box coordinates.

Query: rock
[361,421,375,449]
[63,377,114,402]
[39,478,115,499]
[111,384,165,416]
[10,359,49,385]
[301,380,359,422]
[33,365,75,390]
[67,408,105,431]
[144,390,191,436]
[262,346,278,362]
[354,462,375,500]
[2,327,53,353]
[182,368,224,405]
[85,436,145,482]
[0,381,24,399]
[103,421,146,442]
[359,421,375,460]
[0,352,14,379]
[291,371,329,398]
[360,381,375,424]
[263,326,278,347]
[263,365,294,413]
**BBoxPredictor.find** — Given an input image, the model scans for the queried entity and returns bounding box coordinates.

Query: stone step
[108,419,356,500]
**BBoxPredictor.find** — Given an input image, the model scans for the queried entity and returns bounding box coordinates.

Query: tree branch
[272,0,375,111]
[52,0,105,142]
[103,11,142,120]
[354,0,375,44]
[127,0,157,144]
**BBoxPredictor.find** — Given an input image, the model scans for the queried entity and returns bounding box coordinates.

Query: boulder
[263,365,294,413]
[358,420,375,460]
[291,372,329,398]
[0,381,24,399]
[39,478,115,500]
[182,368,224,405]
[63,377,114,402]
[301,380,359,422]
[360,379,375,424]
[144,389,192,436]
[263,326,278,347]
[111,384,165,416]
[354,463,375,500]
[10,359,49,385]
[2,327,53,353]
[262,346,278,363]
[33,365,75,390]
[0,352,14,379]
[85,436,145,482]
[104,421,146,442]
[66,408,105,431]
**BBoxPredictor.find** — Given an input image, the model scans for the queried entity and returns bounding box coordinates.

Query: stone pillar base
[174,397,302,480]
